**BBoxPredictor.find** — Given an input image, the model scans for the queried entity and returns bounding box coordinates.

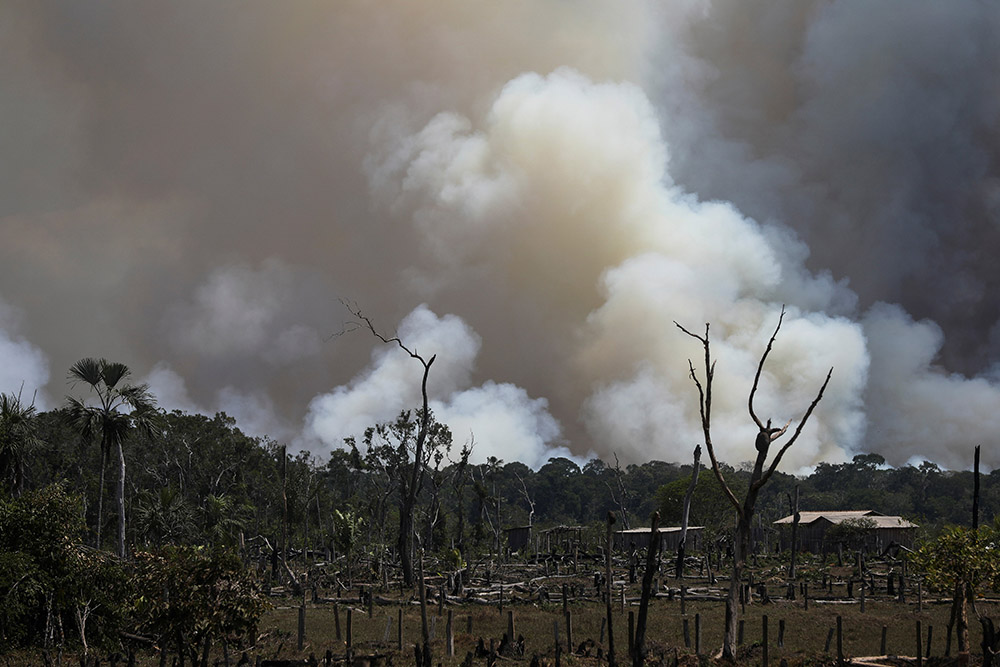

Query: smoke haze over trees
[2,2,1000,470]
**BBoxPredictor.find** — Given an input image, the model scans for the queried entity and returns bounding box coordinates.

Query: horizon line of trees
[2,371,994,559]
[2,355,998,656]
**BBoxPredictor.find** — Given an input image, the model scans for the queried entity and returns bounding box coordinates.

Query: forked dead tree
[676,307,831,661]
[344,303,436,588]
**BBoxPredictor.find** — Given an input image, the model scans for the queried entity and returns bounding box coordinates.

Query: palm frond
[68,357,103,387]
[117,383,155,411]
[101,361,130,389]
[63,397,101,442]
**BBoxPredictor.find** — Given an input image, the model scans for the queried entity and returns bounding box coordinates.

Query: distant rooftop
[773,510,917,528]
[616,526,705,534]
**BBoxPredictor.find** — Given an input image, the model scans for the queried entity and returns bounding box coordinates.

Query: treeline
[2,374,996,656]
[7,405,994,558]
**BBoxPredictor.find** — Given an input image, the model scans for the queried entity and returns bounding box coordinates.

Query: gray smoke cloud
[1,1,999,470]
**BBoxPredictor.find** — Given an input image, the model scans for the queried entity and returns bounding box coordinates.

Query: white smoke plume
[302,305,571,469]
[373,69,870,471]
[0,298,50,409]
[2,1,1000,470]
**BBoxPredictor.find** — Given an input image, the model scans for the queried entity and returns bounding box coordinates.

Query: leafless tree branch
[748,306,785,430]
[675,321,742,517]
[756,366,833,490]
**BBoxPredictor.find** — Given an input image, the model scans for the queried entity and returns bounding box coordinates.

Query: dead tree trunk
[788,485,800,579]
[633,512,661,667]
[608,453,631,530]
[346,304,436,588]
[605,512,617,667]
[676,445,701,579]
[677,307,831,661]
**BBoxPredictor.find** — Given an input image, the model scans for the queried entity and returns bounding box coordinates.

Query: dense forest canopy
[7,405,992,552]
[2,384,995,656]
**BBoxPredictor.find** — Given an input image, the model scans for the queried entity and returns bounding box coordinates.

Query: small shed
[773,510,918,553]
[614,526,704,553]
[504,525,531,552]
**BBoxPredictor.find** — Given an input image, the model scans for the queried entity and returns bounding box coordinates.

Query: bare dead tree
[633,511,661,667]
[605,511,617,667]
[605,452,631,530]
[472,458,503,559]
[787,485,800,579]
[343,303,435,588]
[514,470,536,529]
[676,307,831,660]
[676,444,701,579]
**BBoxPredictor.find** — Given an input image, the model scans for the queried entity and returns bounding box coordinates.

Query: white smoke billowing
[863,304,1000,471]
[302,305,571,468]
[373,69,870,470]
[0,298,50,408]
[3,1,1000,470]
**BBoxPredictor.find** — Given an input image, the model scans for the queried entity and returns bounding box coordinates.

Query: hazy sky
[3,1,1000,471]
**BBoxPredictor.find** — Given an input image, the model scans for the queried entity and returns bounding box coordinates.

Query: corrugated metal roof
[865,516,919,529]
[774,510,876,524]
[773,510,916,528]
[615,526,704,534]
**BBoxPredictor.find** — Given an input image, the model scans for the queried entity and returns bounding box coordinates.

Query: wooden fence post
[916,620,922,667]
[298,602,306,651]
[447,610,454,657]
[762,615,768,667]
[836,615,843,666]
[627,611,634,659]
[694,613,701,656]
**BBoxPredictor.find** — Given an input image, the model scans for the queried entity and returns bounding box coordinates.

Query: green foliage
[912,525,1000,595]
[332,508,364,555]
[201,494,251,548]
[657,468,746,538]
[0,483,128,650]
[0,391,40,496]
[825,517,878,551]
[132,546,269,655]
[133,486,196,547]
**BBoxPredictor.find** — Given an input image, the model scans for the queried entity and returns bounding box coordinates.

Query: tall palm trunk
[96,442,107,549]
[115,440,126,559]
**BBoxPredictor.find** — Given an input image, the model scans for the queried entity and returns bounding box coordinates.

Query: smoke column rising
[1,1,999,470]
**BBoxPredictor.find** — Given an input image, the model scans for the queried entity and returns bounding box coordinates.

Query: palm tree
[201,493,249,548]
[134,485,195,547]
[65,358,159,558]
[0,390,40,496]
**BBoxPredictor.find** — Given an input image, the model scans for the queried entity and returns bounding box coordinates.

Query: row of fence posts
[287,581,938,667]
